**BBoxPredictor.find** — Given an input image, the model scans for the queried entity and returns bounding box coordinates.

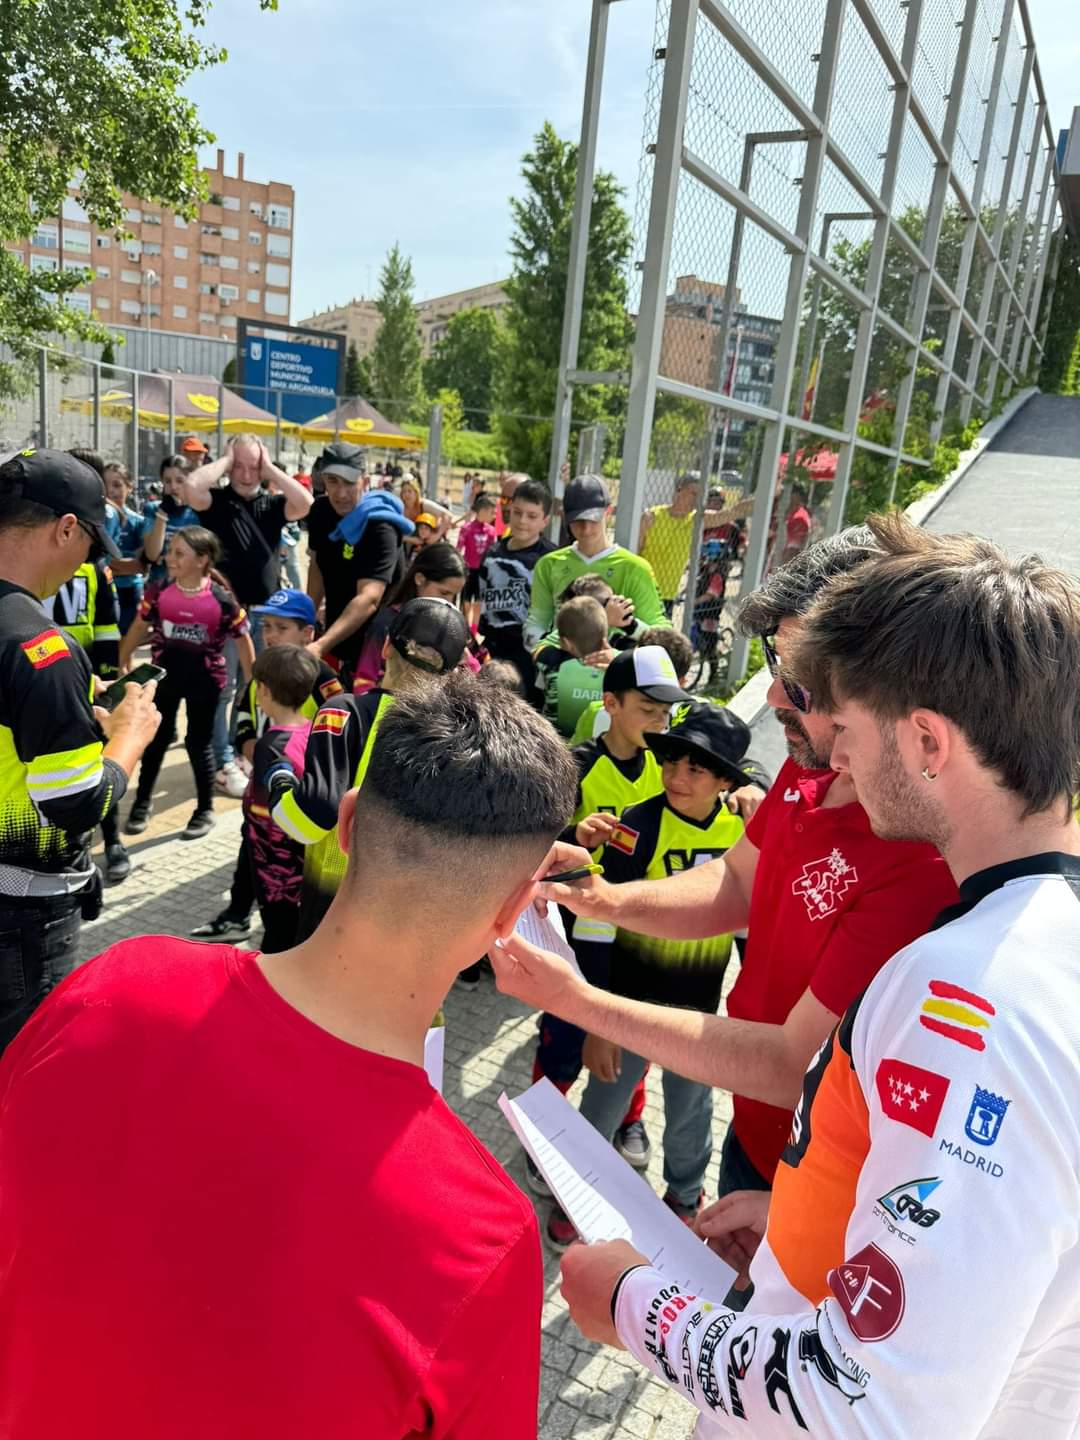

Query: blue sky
[188,0,1079,323]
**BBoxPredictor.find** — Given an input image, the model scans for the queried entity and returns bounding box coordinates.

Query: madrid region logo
[964,1087,1010,1147]
[792,849,858,921]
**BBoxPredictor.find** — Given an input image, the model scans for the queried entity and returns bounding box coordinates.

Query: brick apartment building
[301,278,509,361]
[8,150,294,344]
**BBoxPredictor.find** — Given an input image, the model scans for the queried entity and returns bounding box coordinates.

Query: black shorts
[463,568,483,602]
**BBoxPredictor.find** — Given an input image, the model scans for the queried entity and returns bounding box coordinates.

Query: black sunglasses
[75,518,105,560]
[762,633,811,714]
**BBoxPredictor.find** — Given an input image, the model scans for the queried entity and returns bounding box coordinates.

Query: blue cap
[251,588,317,625]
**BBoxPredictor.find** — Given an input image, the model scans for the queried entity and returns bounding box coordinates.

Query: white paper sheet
[424,1026,445,1094]
[499,1077,736,1296]
[513,903,583,978]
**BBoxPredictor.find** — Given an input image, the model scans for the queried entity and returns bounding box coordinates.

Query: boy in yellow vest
[637,472,702,617]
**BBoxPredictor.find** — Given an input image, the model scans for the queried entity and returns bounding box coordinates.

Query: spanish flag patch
[21,628,70,670]
[609,822,639,856]
[319,678,345,701]
[313,707,349,736]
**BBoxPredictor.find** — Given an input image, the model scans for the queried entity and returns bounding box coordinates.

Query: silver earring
[921,767,937,781]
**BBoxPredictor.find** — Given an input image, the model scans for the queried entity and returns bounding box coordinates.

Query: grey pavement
[85,735,732,1438]
[925,393,1080,574]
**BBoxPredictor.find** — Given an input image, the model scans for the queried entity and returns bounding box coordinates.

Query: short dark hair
[788,512,1080,816]
[352,671,577,894]
[473,492,496,512]
[558,573,613,607]
[511,479,552,515]
[737,524,878,637]
[172,525,221,568]
[68,448,106,480]
[386,541,466,606]
[639,625,693,681]
[557,595,607,654]
[0,493,57,535]
[252,644,319,710]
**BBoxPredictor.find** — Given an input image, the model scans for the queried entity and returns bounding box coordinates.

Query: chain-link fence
[553,0,1062,684]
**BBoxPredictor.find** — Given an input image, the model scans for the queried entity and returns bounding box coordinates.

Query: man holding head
[0,672,577,1437]
[549,515,1080,1437]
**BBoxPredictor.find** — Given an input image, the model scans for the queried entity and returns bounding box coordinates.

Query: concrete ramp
[924,394,1080,574]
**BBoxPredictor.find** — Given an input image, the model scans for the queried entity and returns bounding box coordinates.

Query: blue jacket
[330,491,415,547]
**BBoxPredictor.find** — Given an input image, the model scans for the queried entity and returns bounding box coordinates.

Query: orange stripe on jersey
[766,1023,871,1305]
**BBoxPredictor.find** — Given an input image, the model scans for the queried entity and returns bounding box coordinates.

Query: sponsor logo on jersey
[874,1177,942,1243]
[828,1243,905,1342]
[726,1325,757,1419]
[313,707,349,736]
[783,786,800,802]
[919,978,995,1051]
[963,1085,1009,1146]
[874,1058,950,1137]
[20,627,70,669]
[609,822,639,855]
[798,1307,869,1404]
[791,848,858,920]
[318,678,345,701]
[764,1328,807,1430]
[694,1311,734,1412]
[938,1137,1004,1178]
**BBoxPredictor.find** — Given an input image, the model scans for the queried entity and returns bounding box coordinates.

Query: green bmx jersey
[572,790,744,1014]
[524,544,668,651]
[533,645,604,737]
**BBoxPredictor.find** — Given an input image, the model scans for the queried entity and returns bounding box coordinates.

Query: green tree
[496,121,633,479]
[371,243,423,422]
[0,0,279,382]
[423,307,502,430]
[222,357,238,387]
[1039,230,1080,396]
[344,341,364,398]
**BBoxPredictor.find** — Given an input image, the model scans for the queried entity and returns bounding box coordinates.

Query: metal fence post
[824,0,924,534]
[37,348,49,448]
[729,0,849,679]
[547,0,614,512]
[130,370,139,477]
[426,403,443,501]
[614,0,699,553]
[275,390,283,461]
[91,360,101,454]
[167,376,175,454]
[216,382,225,458]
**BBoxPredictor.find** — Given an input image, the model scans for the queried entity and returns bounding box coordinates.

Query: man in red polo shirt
[491,527,958,1220]
[0,676,575,1438]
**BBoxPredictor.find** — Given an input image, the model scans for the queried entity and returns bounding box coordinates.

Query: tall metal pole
[91,359,101,454]
[216,381,225,459]
[729,0,849,679]
[167,375,175,454]
[824,0,924,535]
[37,348,49,448]
[614,0,699,552]
[426,403,443,501]
[547,0,615,511]
[130,371,139,477]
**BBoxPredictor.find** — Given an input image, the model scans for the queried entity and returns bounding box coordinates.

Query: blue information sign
[243,335,340,424]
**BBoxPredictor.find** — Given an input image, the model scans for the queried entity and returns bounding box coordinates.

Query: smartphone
[101,662,166,711]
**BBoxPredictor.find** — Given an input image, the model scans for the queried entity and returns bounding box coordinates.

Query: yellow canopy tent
[299,396,417,450]
[60,371,296,436]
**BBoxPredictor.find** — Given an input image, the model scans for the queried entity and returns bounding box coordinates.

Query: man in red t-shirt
[491,526,958,1206]
[0,674,578,1439]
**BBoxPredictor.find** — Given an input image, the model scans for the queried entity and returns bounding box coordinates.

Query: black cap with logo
[0,448,120,558]
[563,473,610,524]
[647,701,754,789]
[389,597,469,675]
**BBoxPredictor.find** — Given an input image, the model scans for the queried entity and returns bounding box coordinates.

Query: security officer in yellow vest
[0,449,160,1052]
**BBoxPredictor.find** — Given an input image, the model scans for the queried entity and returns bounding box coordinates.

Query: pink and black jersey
[244,722,311,906]
[139,580,249,687]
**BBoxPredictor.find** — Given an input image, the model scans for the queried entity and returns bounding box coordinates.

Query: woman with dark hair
[119,527,254,840]
[351,542,468,693]
[144,455,198,584]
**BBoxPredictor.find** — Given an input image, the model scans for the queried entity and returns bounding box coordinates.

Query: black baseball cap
[647,702,754,789]
[0,448,120,558]
[563,473,610,523]
[603,645,692,704]
[316,441,365,482]
[389,597,469,675]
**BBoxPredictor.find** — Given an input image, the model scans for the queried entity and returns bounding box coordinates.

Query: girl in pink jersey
[120,527,254,840]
